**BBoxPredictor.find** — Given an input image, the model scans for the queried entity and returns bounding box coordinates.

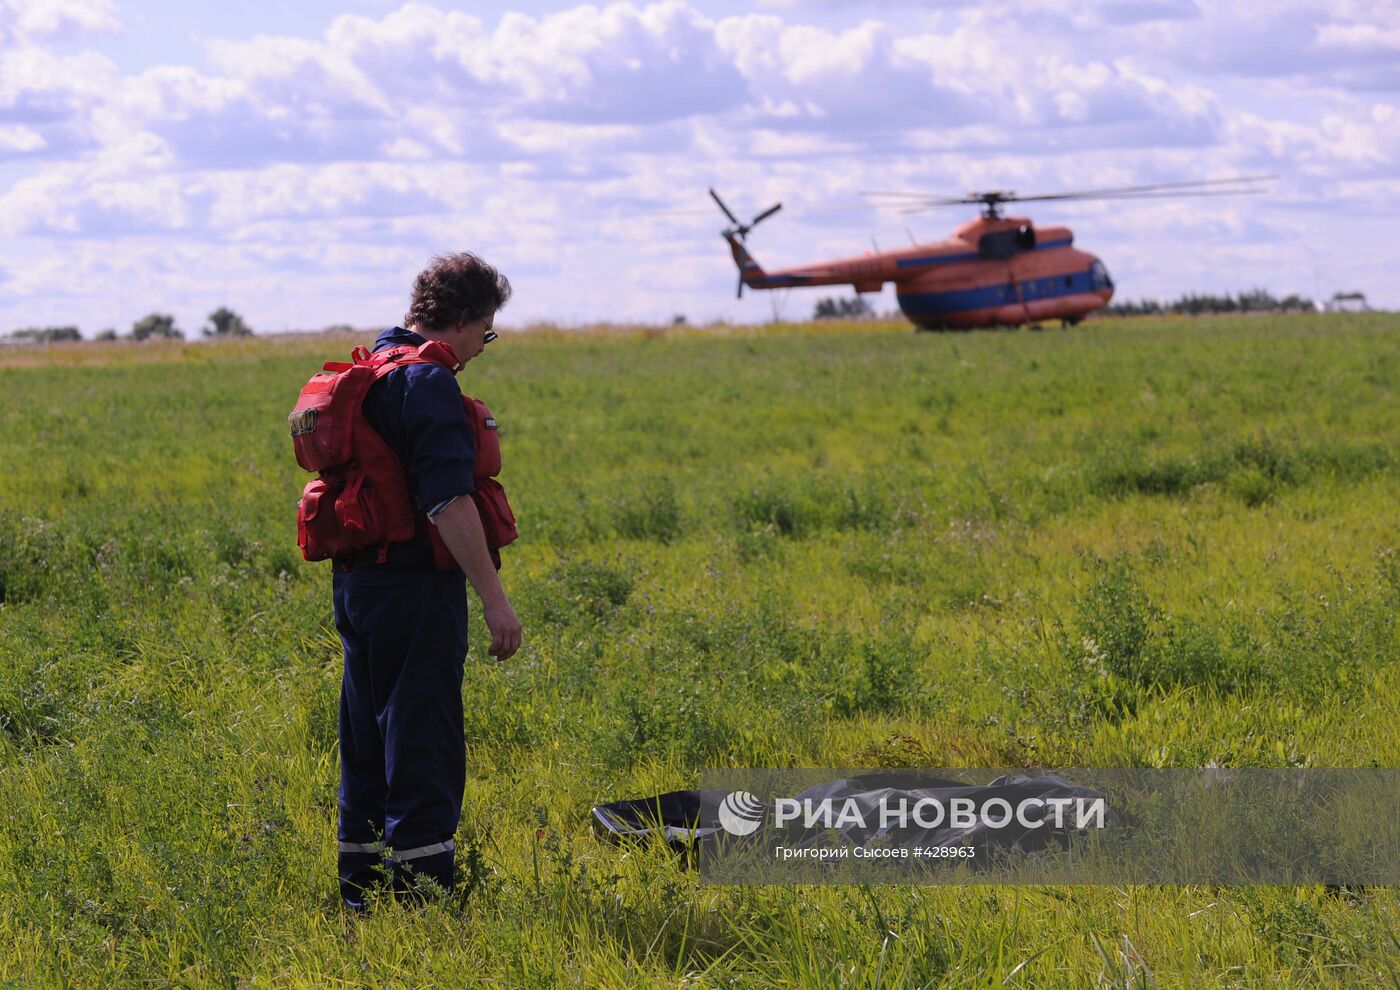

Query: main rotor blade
[1013,175,1276,201]
[864,175,1274,206]
[1061,188,1271,201]
[863,190,981,204]
[998,179,1273,205]
[998,188,1272,206]
[891,188,1270,215]
[709,188,741,227]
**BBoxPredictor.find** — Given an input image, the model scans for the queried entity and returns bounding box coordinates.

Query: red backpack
[289,340,517,569]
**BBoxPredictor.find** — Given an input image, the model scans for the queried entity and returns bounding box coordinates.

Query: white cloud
[0,122,44,151]
[382,136,433,160]
[208,34,393,117]
[1316,22,1400,53]
[0,0,119,41]
[1123,0,1400,90]
[0,46,119,162]
[0,164,189,236]
[717,17,980,130]
[481,2,747,121]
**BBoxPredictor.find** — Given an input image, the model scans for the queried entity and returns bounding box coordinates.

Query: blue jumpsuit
[333,327,476,907]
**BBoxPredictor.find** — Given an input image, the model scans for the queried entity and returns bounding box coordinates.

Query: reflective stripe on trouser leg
[386,839,454,862]
[387,840,456,896]
[338,841,386,855]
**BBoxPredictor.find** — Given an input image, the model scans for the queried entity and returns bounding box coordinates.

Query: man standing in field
[323,252,522,909]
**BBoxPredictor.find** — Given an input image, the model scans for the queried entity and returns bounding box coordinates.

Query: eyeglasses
[461,306,498,345]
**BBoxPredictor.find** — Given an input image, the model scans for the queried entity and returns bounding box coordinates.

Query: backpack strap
[358,341,462,382]
[415,339,462,372]
[335,475,368,533]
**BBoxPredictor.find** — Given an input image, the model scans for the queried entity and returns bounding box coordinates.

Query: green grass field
[0,313,1397,986]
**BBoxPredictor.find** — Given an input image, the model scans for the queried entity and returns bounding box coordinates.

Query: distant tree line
[4,325,82,343]
[1099,289,1316,317]
[4,307,254,343]
[813,296,873,319]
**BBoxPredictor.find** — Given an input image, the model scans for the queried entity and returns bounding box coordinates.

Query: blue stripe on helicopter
[749,273,814,287]
[898,268,1096,315]
[894,236,1074,270]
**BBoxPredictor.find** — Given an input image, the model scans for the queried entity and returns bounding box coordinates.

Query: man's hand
[483,598,522,661]
[430,495,524,661]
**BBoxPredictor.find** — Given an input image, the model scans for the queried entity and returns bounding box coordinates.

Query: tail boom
[724,233,881,293]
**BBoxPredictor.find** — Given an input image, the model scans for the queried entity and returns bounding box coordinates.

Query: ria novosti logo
[718,791,766,836]
[715,789,1110,837]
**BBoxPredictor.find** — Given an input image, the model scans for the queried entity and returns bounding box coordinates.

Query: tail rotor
[710,188,781,297]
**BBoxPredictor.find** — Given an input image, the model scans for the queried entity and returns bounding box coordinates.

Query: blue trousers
[333,565,468,907]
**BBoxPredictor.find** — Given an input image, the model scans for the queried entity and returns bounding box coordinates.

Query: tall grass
[0,313,1397,985]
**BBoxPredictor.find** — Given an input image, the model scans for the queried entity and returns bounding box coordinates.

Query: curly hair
[404,252,512,333]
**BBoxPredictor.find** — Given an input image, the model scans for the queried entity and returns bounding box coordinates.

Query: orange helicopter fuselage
[727,215,1114,329]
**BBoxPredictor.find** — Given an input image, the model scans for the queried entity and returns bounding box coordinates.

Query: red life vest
[289,340,517,570]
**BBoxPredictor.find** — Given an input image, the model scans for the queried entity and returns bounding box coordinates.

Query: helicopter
[710,176,1272,331]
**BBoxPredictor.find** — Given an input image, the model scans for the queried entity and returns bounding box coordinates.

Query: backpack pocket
[463,397,502,477]
[297,471,417,563]
[472,477,518,550]
[297,478,342,561]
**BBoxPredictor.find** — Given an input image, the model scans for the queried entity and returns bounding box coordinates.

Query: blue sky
[0,0,1396,335]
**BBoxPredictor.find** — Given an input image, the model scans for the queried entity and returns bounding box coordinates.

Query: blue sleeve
[394,365,476,509]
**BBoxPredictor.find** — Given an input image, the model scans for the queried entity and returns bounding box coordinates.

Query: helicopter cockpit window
[978,230,1021,260]
[979,225,1038,259]
[1090,260,1113,291]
